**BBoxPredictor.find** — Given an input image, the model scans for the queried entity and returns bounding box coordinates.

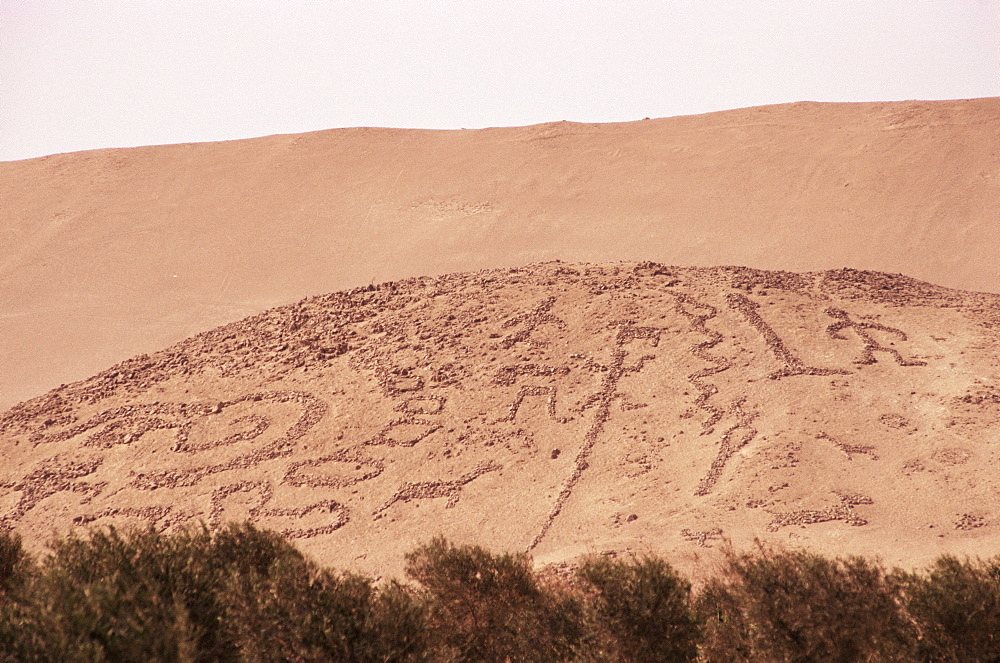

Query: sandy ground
[1,98,998,411]
[2,262,998,580]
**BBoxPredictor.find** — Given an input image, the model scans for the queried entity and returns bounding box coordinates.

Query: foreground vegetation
[1,525,998,662]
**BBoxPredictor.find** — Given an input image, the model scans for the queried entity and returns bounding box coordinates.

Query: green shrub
[576,555,699,662]
[0,522,302,662]
[696,544,916,662]
[902,555,1000,662]
[223,553,428,662]
[405,536,583,662]
[10,524,1000,662]
[0,531,33,596]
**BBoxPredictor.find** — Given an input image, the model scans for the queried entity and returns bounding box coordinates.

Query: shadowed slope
[2,262,998,579]
[1,98,998,409]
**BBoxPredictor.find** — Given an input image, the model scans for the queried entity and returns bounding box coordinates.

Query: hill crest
[2,97,998,411]
[2,262,999,577]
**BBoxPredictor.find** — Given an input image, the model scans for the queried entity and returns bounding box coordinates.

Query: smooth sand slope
[2,262,999,578]
[1,98,998,411]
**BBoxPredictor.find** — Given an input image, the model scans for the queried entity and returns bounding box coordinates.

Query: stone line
[674,294,729,433]
[767,493,873,531]
[73,506,182,533]
[373,461,502,515]
[499,297,566,348]
[498,386,559,423]
[817,432,879,461]
[680,527,723,548]
[727,293,848,379]
[493,364,570,387]
[528,345,654,552]
[694,399,759,496]
[365,418,442,448]
[825,308,927,366]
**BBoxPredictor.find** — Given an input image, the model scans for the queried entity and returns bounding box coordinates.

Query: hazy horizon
[3,0,998,161]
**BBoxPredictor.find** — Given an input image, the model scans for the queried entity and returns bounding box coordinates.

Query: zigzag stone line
[674,294,729,433]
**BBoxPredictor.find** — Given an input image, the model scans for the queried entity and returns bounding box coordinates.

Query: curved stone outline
[128,391,328,490]
[209,480,272,528]
[210,479,350,539]
[395,396,446,415]
[365,418,441,447]
[0,453,104,528]
[264,500,350,539]
[283,446,385,489]
[176,413,270,453]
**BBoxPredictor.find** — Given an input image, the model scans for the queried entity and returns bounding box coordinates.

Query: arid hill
[2,262,998,579]
[1,98,998,410]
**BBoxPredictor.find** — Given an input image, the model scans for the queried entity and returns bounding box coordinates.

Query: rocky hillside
[2,97,998,410]
[2,262,999,578]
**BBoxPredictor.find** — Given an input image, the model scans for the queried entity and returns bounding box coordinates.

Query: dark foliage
[902,555,1000,662]
[405,536,583,662]
[7,523,300,662]
[696,544,916,662]
[0,531,32,595]
[224,553,428,662]
[577,555,699,662]
[3,525,1000,662]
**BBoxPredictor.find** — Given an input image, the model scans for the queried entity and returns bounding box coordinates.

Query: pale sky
[2,0,998,162]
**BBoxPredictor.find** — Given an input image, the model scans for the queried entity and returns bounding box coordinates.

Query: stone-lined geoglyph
[0,262,996,574]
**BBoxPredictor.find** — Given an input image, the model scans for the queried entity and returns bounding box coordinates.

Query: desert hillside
[2,262,998,579]
[1,98,998,410]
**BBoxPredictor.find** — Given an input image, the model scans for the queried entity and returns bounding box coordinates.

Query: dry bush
[0,523,300,662]
[901,555,1000,662]
[404,536,583,662]
[8,525,1000,662]
[696,543,916,662]
[0,531,32,596]
[576,555,699,662]
[223,553,428,662]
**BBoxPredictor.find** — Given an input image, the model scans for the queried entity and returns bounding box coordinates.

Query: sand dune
[1,98,997,411]
[2,262,999,578]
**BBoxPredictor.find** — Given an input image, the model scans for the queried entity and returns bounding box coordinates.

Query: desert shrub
[576,555,699,662]
[223,552,428,662]
[0,531,57,663]
[404,536,583,662]
[0,522,302,662]
[0,531,33,595]
[902,555,1000,662]
[696,545,916,662]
